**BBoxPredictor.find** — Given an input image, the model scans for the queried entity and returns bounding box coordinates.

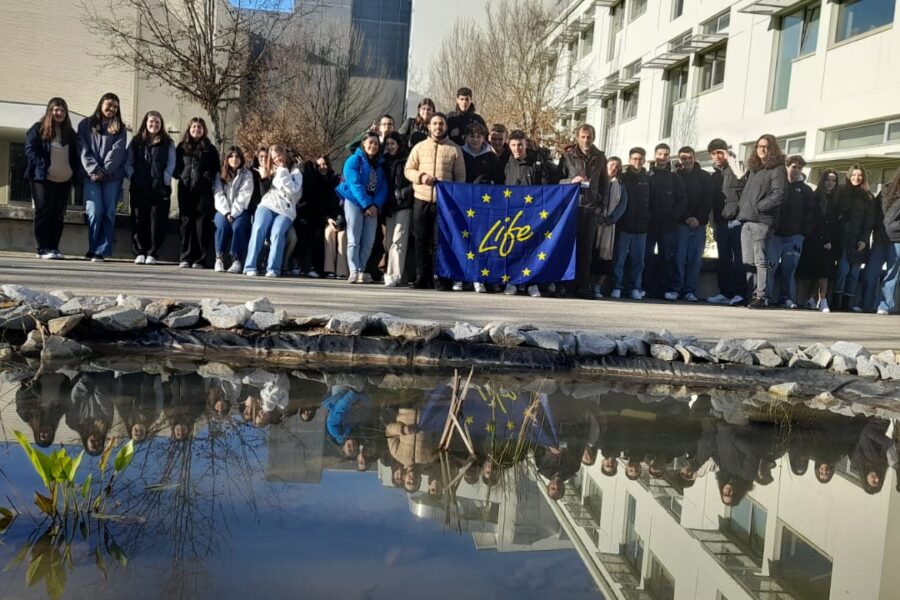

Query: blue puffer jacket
[24,122,80,182]
[336,146,388,211]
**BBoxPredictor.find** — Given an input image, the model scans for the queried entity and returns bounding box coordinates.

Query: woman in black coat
[297,156,340,276]
[875,167,900,315]
[833,164,874,311]
[397,98,434,149]
[799,169,840,312]
[174,117,220,268]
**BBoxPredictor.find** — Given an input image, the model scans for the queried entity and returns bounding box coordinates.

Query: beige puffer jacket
[404,137,466,203]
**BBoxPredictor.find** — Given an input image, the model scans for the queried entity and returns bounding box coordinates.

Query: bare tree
[80,0,318,147]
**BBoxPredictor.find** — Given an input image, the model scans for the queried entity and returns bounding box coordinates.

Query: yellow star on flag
[524,195,534,204]
[466,251,475,260]
[482,194,491,203]
[544,231,553,240]
[462,230,470,238]
[481,268,490,277]
[503,189,512,199]
[502,274,510,283]
[466,208,475,218]
[464,415,474,426]
[538,252,547,261]
[506,421,515,431]
[485,422,496,433]
[539,210,549,219]
[522,267,531,277]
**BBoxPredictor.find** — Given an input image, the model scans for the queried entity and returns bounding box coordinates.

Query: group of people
[23,89,900,313]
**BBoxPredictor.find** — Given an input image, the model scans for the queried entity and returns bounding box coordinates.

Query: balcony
[642,32,727,69]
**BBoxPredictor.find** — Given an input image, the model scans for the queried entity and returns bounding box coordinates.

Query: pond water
[0,363,898,600]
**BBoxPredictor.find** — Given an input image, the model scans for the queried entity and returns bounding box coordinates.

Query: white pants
[384,208,411,283]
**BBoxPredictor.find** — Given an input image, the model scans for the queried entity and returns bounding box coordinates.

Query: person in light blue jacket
[336,131,388,283]
[78,92,127,262]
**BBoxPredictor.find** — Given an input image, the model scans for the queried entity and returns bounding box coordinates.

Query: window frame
[695,43,728,94]
[703,10,731,35]
[671,0,685,21]
[767,3,821,112]
[630,0,648,22]
[831,0,896,46]
[662,61,689,138]
[620,84,640,122]
[608,1,625,61]
[823,118,900,152]
[579,23,595,60]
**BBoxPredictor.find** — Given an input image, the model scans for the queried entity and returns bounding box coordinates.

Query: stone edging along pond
[1,285,899,408]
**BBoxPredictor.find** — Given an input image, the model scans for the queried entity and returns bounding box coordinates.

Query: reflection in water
[1,364,899,599]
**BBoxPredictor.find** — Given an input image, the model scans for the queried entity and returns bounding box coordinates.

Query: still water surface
[0,363,897,600]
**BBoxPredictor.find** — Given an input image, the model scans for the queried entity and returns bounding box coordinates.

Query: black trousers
[291,218,327,273]
[131,188,170,258]
[575,207,600,292]
[178,190,213,264]
[413,199,437,287]
[31,180,71,253]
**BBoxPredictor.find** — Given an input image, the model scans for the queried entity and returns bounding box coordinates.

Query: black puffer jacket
[884,188,900,243]
[618,167,651,234]
[711,163,740,224]
[382,152,413,216]
[677,163,714,226]
[838,183,875,264]
[504,155,555,186]
[775,179,815,237]
[129,138,174,194]
[174,141,220,195]
[808,187,840,249]
[398,117,428,149]
[733,159,785,226]
[446,105,486,146]
[300,161,340,225]
[647,164,687,234]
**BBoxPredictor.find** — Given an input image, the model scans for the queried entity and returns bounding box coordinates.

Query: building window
[663,62,689,138]
[835,0,895,43]
[584,477,602,521]
[697,44,727,92]
[623,59,642,80]
[769,4,820,112]
[672,0,684,20]
[351,0,412,80]
[670,30,692,51]
[630,0,648,22]
[579,24,594,59]
[704,10,731,34]
[772,526,833,600]
[574,108,587,125]
[621,85,640,121]
[824,119,900,151]
[646,554,676,600]
[622,493,644,574]
[722,497,767,563]
[603,96,617,128]
[8,143,31,203]
[779,135,807,156]
[608,1,624,61]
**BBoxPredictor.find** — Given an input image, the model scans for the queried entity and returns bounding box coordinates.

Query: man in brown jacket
[404,112,466,289]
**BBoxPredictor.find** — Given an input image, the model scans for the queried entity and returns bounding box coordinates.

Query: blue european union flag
[435,182,579,285]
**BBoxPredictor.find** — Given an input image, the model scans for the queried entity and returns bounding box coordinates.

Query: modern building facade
[547,0,899,186]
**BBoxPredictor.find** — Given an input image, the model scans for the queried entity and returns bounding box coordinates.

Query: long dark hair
[415,98,436,128]
[89,92,123,135]
[883,166,900,208]
[39,97,75,144]
[746,134,785,171]
[180,117,212,154]
[220,146,246,182]
[815,169,839,202]
[384,131,408,160]
[135,110,172,146]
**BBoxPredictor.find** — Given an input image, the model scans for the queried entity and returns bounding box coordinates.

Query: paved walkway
[0,252,896,350]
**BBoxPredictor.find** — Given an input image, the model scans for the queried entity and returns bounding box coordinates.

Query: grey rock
[117,294,152,311]
[650,344,679,362]
[48,290,75,302]
[200,298,226,314]
[615,340,628,356]
[488,323,526,347]
[830,354,857,374]
[807,391,840,410]
[244,297,275,313]
[20,330,44,355]
[713,340,754,365]
[803,343,830,358]
[445,322,489,343]
[685,345,715,363]
[381,316,441,342]
[575,332,617,357]
[775,344,800,362]
[788,352,820,369]
[60,296,116,317]
[810,348,834,369]
[41,336,91,360]
[674,344,692,363]
[881,363,900,380]
[628,330,653,344]
[93,307,148,332]
[620,336,649,356]
[48,314,84,337]
[325,312,370,336]
[675,335,699,348]
[163,306,202,329]
[205,305,251,330]
[875,349,897,365]
[648,329,677,346]
[742,339,773,352]
[0,305,38,331]
[245,310,288,331]
[560,333,577,355]
[0,342,11,359]
[768,381,802,398]
[856,356,880,378]
[523,330,564,352]
[294,314,332,329]
[144,300,176,324]
[754,348,784,368]
[1,285,63,309]
[830,341,868,359]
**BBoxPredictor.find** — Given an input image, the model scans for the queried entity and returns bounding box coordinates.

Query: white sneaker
[245,270,257,277]
[684,293,699,302]
[729,295,744,306]
[592,284,603,300]
[474,282,486,293]
[289,267,302,276]
[179,261,191,268]
[504,284,517,296]
[383,276,396,287]
[664,292,679,301]
[707,294,729,305]
[452,281,463,291]
[851,305,863,313]
[91,256,105,263]
[610,289,621,299]
[134,255,146,264]
[630,289,643,300]
[265,270,278,278]
[528,285,541,298]
[40,251,57,259]
[227,260,242,273]
[307,270,320,278]
[348,271,358,283]
[877,308,889,315]
[784,300,798,309]
[214,257,225,272]
[145,255,157,265]
[804,298,817,310]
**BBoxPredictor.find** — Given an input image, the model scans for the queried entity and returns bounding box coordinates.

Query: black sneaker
[747,297,767,309]
[84,251,95,260]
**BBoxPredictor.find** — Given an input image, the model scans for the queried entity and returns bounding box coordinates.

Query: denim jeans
[835,253,862,298]
[214,211,251,262]
[741,221,773,300]
[645,229,682,296]
[767,234,804,304]
[876,243,900,314]
[244,206,293,274]
[612,231,647,292]
[861,243,889,311]
[344,201,378,274]
[680,224,707,296]
[84,178,122,257]
[714,222,743,298]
